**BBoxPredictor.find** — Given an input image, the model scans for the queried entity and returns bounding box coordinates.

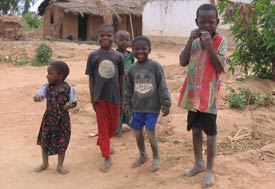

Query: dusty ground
[0,39,275,189]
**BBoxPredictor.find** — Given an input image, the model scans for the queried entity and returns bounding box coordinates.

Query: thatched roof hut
[0,16,24,40]
[38,0,148,40]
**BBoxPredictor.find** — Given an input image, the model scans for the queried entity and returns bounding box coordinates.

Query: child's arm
[119,74,124,110]
[33,84,48,102]
[180,29,200,66]
[89,76,96,111]
[156,64,171,116]
[200,32,226,73]
[124,70,133,116]
[64,102,77,110]
[64,87,78,110]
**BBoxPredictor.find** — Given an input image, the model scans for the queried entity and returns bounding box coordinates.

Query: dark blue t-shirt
[85,49,124,104]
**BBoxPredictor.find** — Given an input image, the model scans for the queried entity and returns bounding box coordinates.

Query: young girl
[33,61,77,175]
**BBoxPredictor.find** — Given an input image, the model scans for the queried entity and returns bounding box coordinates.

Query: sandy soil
[0,40,275,189]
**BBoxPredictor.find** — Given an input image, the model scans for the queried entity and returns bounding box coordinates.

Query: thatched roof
[38,0,149,18]
[0,16,24,26]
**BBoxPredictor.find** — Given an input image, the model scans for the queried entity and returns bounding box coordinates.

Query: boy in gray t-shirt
[125,36,171,172]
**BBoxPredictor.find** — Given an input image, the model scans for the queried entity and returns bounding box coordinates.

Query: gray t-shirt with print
[85,49,124,104]
[125,59,171,114]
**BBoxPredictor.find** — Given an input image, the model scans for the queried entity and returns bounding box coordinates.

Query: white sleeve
[36,84,48,97]
[70,87,77,103]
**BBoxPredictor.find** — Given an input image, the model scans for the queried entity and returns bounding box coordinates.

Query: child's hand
[200,31,212,49]
[189,29,201,41]
[124,105,131,116]
[64,102,76,110]
[92,103,96,112]
[33,95,44,102]
[161,106,170,117]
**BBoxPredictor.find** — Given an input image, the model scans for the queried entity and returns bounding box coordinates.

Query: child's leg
[202,135,216,187]
[96,101,120,173]
[146,129,160,172]
[34,148,49,172]
[184,128,205,176]
[100,156,112,173]
[132,129,148,168]
[115,113,124,137]
[57,152,69,175]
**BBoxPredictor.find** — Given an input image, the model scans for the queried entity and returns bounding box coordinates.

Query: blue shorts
[130,112,159,131]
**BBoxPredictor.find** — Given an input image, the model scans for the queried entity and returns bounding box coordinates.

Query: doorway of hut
[78,14,88,41]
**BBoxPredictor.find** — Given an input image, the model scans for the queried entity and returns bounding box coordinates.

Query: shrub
[218,0,275,80]
[226,87,273,108]
[23,12,43,29]
[33,43,53,66]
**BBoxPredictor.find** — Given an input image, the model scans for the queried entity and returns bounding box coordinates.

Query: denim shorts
[130,112,159,131]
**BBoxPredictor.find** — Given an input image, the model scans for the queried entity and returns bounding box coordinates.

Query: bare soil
[1,39,275,189]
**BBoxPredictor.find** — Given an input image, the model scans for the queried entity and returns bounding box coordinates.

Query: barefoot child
[33,61,77,175]
[114,30,135,137]
[125,36,171,172]
[85,24,124,172]
[178,4,227,187]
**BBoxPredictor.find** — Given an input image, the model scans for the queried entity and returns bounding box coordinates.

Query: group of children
[33,4,226,188]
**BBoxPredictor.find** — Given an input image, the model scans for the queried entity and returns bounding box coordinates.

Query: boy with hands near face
[179,4,227,188]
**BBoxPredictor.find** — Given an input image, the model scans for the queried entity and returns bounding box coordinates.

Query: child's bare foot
[100,157,111,173]
[132,153,148,168]
[110,147,115,155]
[34,163,49,172]
[202,169,214,188]
[184,161,205,177]
[150,158,160,172]
[57,166,69,175]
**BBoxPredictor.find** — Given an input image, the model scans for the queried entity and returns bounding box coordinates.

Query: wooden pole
[129,13,134,39]
[127,0,134,39]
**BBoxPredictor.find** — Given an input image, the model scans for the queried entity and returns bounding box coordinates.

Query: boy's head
[47,61,69,83]
[115,30,130,51]
[132,36,151,63]
[97,24,115,49]
[195,4,219,36]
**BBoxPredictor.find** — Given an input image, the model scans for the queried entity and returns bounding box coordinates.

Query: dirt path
[0,41,275,189]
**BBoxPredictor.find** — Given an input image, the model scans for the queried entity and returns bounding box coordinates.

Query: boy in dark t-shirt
[85,24,124,173]
[125,36,171,172]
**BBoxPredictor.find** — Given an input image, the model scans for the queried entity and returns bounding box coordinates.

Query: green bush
[218,0,275,79]
[33,43,53,66]
[226,87,273,108]
[23,12,43,29]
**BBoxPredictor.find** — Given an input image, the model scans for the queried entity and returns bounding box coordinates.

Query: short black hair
[196,4,218,19]
[97,23,115,34]
[50,61,70,80]
[132,36,151,49]
[115,30,130,38]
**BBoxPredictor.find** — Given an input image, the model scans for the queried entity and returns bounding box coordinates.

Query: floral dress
[37,82,71,155]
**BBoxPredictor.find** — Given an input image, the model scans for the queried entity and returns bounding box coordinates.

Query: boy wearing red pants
[85,24,124,172]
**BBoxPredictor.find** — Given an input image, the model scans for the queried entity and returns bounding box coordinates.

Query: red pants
[95,101,120,158]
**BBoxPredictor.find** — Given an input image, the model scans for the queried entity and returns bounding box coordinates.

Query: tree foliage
[218,0,275,80]
[0,0,36,15]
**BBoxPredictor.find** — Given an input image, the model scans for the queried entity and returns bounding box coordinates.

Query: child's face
[98,30,114,49]
[115,34,130,51]
[132,40,151,63]
[196,10,219,36]
[47,65,61,84]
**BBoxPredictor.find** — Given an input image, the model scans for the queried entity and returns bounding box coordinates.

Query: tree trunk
[272,60,275,81]
[271,54,275,80]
